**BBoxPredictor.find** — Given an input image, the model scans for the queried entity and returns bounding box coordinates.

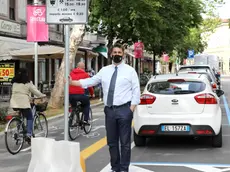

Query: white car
[178,69,218,91]
[133,73,224,147]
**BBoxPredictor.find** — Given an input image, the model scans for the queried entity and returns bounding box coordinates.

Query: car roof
[149,73,209,82]
[179,65,211,68]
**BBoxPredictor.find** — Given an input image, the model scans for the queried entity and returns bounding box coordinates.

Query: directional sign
[46,0,88,24]
[188,49,195,58]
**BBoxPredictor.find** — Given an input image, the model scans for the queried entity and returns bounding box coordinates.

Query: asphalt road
[0,76,230,172]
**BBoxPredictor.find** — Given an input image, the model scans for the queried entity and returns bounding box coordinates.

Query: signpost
[27,2,49,88]
[188,50,195,58]
[46,0,88,141]
[46,0,88,24]
[187,50,195,65]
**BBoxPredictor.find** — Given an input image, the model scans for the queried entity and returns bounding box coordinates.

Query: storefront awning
[7,45,64,56]
[0,36,34,61]
[0,37,98,61]
[93,46,108,58]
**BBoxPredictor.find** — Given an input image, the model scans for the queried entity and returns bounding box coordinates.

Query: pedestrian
[68,43,140,172]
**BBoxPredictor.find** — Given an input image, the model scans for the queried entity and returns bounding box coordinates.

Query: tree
[48,25,85,108]
[88,0,161,63]
[175,0,223,62]
[139,0,203,74]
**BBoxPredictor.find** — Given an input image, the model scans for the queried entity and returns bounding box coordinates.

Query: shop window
[9,0,15,20]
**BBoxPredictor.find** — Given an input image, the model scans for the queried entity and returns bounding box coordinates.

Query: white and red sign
[27,5,49,42]
[134,42,144,58]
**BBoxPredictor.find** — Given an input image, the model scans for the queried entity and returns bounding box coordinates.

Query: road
[0,76,230,172]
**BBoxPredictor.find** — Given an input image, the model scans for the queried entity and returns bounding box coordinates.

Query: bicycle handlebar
[30,96,47,101]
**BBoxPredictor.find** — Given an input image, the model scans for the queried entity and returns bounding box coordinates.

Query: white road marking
[21,147,31,152]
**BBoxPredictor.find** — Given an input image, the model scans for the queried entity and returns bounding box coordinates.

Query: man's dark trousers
[104,103,133,172]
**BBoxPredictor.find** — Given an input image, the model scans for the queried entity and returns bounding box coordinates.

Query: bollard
[28,138,83,172]
[27,137,55,172]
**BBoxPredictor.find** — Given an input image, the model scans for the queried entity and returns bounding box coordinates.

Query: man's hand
[130,105,136,112]
[68,75,73,85]
[64,75,72,84]
[92,94,95,98]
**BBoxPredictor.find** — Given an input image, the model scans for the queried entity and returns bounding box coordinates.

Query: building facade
[0,0,106,97]
[203,19,230,74]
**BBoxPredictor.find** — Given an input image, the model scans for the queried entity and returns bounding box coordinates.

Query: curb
[0,101,104,139]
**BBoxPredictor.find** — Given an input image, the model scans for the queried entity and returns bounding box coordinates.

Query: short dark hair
[111,43,125,53]
[12,68,30,84]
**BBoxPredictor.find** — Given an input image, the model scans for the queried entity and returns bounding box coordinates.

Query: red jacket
[69,68,94,95]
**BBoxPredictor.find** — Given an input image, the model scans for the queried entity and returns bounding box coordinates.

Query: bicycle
[68,101,93,140]
[4,97,48,155]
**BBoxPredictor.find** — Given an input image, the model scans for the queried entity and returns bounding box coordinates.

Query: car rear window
[147,81,206,94]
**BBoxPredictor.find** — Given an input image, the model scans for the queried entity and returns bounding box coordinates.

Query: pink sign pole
[27,5,49,87]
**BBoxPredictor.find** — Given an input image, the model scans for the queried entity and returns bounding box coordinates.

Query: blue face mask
[112,55,123,63]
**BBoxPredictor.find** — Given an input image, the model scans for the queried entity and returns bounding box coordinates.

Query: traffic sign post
[46,0,88,24]
[188,50,195,58]
[46,0,88,141]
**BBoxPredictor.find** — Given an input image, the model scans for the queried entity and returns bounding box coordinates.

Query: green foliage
[175,0,222,61]
[87,0,222,63]
[0,107,8,123]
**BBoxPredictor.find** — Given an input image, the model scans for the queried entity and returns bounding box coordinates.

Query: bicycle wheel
[68,111,80,140]
[33,113,48,138]
[83,108,93,134]
[5,117,25,155]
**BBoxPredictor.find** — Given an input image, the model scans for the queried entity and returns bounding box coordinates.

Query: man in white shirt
[69,43,140,172]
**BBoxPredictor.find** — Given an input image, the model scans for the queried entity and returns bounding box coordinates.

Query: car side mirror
[216,89,224,97]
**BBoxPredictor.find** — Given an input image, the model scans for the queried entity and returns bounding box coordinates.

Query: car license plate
[161,125,190,132]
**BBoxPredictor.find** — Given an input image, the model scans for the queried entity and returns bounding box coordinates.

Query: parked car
[133,73,224,147]
[178,69,218,91]
[179,65,220,88]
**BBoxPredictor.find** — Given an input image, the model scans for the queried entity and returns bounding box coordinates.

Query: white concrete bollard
[27,137,55,172]
[50,141,82,172]
[27,138,82,172]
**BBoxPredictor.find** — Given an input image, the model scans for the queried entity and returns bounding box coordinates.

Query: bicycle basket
[34,97,48,112]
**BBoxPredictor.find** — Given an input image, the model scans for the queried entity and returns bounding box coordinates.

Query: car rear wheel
[134,130,146,147]
[212,127,222,148]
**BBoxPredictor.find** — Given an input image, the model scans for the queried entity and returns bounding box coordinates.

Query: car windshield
[147,81,206,94]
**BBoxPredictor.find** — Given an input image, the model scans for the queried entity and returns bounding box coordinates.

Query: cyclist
[10,68,46,141]
[69,62,95,124]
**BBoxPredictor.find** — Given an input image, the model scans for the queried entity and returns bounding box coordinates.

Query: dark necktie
[107,66,118,106]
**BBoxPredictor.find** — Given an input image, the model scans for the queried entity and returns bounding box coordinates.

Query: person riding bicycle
[10,68,46,141]
[69,62,95,124]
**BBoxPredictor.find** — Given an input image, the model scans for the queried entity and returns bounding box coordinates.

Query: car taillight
[69,106,72,112]
[196,130,213,135]
[140,94,156,105]
[212,83,217,89]
[194,93,217,104]
[141,130,155,135]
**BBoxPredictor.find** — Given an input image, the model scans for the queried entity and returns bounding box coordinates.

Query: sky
[217,0,230,19]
